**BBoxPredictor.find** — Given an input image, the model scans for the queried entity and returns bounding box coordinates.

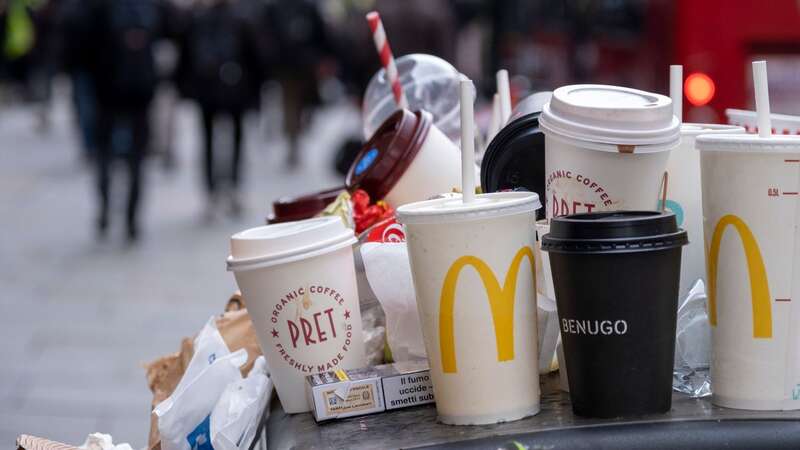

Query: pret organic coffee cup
[663,125,744,302]
[542,211,687,417]
[347,109,465,208]
[227,217,366,413]
[540,85,680,218]
[697,133,800,410]
[397,191,541,425]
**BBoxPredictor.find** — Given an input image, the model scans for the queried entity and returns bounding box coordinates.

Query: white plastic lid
[696,134,800,153]
[396,191,540,225]
[227,216,356,271]
[540,84,680,148]
[726,109,800,134]
[681,123,745,137]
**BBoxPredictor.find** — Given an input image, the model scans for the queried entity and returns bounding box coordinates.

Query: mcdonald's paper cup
[698,133,800,410]
[397,192,541,424]
[227,217,366,413]
[540,85,680,218]
[665,124,744,301]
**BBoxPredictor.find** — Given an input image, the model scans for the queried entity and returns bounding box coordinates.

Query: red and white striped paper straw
[366,11,409,110]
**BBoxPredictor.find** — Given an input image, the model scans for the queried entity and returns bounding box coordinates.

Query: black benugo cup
[541,211,688,418]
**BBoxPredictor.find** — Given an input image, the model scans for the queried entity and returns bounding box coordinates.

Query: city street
[0,87,357,447]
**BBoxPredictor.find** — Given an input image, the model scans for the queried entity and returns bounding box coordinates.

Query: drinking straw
[670,65,683,122]
[487,93,501,144]
[752,60,771,138]
[497,69,512,125]
[366,11,409,110]
[460,77,476,203]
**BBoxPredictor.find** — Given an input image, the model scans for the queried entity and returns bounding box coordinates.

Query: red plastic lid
[267,186,345,224]
[345,109,432,201]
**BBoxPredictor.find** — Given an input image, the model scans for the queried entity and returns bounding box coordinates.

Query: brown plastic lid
[345,109,432,201]
[267,186,345,224]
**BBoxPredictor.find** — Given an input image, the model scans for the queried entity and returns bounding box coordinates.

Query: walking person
[175,0,261,218]
[86,0,171,241]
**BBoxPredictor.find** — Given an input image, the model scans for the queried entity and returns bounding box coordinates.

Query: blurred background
[2,0,799,446]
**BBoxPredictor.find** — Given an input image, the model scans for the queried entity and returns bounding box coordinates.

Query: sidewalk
[0,91,358,447]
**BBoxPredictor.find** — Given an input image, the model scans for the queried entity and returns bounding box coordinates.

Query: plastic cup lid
[540,84,680,147]
[396,191,540,225]
[696,134,800,153]
[542,211,688,254]
[346,109,432,201]
[680,123,744,137]
[268,186,344,224]
[227,216,356,271]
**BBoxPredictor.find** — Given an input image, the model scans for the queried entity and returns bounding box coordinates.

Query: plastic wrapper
[672,279,712,397]
[210,356,272,450]
[154,316,249,450]
[363,54,462,143]
[319,190,355,229]
[361,242,426,362]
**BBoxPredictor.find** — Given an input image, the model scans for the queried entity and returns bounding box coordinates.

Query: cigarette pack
[306,359,434,421]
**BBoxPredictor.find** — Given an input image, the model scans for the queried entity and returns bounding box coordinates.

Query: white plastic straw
[670,65,683,122]
[487,93,501,144]
[752,60,772,138]
[460,77,476,203]
[497,69,512,126]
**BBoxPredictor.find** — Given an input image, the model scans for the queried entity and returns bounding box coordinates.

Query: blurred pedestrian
[269,0,331,168]
[86,0,172,242]
[175,0,261,218]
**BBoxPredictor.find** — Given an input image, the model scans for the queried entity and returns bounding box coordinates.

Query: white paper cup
[726,108,800,135]
[347,109,468,208]
[385,123,463,207]
[698,133,800,410]
[540,85,680,218]
[227,217,366,413]
[397,192,541,425]
[665,124,744,301]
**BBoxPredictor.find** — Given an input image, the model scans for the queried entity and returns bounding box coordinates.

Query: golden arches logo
[439,246,535,373]
[707,214,772,338]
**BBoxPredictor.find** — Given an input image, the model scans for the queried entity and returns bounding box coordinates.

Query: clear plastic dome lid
[363,54,462,143]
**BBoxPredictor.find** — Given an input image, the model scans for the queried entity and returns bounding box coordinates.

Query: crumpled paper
[673,279,712,397]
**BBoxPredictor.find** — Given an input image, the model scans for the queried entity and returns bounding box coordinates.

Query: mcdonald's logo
[439,246,535,373]
[707,214,772,338]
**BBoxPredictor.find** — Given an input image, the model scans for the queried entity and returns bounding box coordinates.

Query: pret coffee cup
[542,211,687,417]
[347,109,463,208]
[397,191,541,425]
[540,85,680,218]
[697,133,800,410]
[664,125,744,301]
[227,217,366,413]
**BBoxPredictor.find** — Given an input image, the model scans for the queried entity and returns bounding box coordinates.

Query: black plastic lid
[481,92,551,219]
[541,211,688,254]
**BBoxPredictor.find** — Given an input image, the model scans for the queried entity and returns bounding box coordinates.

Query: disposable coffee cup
[726,108,800,135]
[697,133,800,410]
[397,191,541,425]
[481,92,552,220]
[267,186,344,224]
[664,125,744,301]
[227,217,366,413]
[542,211,687,417]
[540,85,680,218]
[347,109,464,207]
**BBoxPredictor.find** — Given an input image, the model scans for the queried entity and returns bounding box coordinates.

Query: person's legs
[229,110,244,216]
[126,108,149,241]
[201,107,216,195]
[94,107,114,238]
